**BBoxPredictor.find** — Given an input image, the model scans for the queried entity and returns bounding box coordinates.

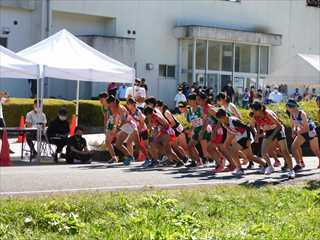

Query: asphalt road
[1,157,320,196]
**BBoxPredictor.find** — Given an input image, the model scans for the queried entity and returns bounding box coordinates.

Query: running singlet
[186,107,203,134]
[225,103,240,118]
[225,116,251,141]
[291,110,317,137]
[253,109,277,129]
[131,108,147,131]
[164,110,184,134]
[105,109,115,131]
[151,113,174,135]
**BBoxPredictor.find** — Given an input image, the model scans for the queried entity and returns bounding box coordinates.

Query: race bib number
[176,124,184,133]
[191,118,203,128]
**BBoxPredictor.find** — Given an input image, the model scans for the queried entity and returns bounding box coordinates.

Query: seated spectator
[25,100,47,160]
[140,78,148,95]
[66,126,94,164]
[47,107,70,162]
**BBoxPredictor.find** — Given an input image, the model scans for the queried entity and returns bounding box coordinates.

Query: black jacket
[47,117,70,138]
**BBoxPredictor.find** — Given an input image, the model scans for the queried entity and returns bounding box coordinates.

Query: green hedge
[3,98,76,127]
[77,100,104,127]
[2,99,319,128]
[239,101,319,127]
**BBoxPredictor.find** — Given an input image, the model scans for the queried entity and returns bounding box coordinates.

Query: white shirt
[174,93,187,107]
[125,86,146,99]
[26,110,47,128]
[268,90,283,103]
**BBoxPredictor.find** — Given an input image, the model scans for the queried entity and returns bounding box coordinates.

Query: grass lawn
[1,183,320,240]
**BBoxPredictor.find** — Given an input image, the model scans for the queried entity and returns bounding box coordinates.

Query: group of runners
[98,90,320,179]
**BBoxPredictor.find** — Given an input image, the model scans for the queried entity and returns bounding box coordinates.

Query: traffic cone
[16,116,26,143]
[69,114,76,136]
[0,129,11,166]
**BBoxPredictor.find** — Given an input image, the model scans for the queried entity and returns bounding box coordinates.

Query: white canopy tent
[265,54,320,87]
[0,45,39,79]
[18,29,135,123]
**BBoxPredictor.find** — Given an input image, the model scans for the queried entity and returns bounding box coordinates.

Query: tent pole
[36,76,41,161]
[76,80,80,125]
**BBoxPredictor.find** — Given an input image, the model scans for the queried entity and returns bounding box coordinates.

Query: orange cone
[16,116,26,143]
[69,114,76,136]
[0,129,11,166]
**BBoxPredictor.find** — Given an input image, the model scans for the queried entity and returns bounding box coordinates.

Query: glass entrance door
[206,73,220,95]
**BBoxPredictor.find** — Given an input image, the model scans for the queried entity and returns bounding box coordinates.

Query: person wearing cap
[250,101,295,179]
[47,107,70,162]
[66,126,94,164]
[174,87,187,113]
[286,99,320,170]
[125,78,146,100]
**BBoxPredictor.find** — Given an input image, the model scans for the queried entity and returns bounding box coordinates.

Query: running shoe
[108,156,118,164]
[185,160,197,168]
[225,164,236,172]
[281,164,288,172]
[257,166,266,174]
[141,159,151,168]
[232,168,244,177]
[123,156,134,166]
[175,161,184,168]
[212,165,225,173]
[293,164,303,172]
[247,161,254,170]
[149,159,159,168]
[159,155,169,164]
[273,160,281,168]
[288,170,296,179]
[264,166,274,175]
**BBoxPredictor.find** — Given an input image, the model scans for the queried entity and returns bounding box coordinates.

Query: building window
[196,40,206,70]
[222,44,233,72]
[306,0,320,8]
[159,64,176,78]
[260,46,269,75]
[208,41,220,71]
[0,37,7,47]
[235,44,258,73]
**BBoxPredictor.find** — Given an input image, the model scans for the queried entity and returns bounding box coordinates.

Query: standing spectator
[242,88,250,109]
[222,83,235,102]
[174,87,187,113]
[311,88,317,99]
[249,86,256,104]
[47,107,70,162]
[140,78,148,95]
[0,91,9,130]
[291,88,302,101]
[268,86,283,103]
[28,79,37,98]
[107,82,118,97]
[117,84,127,101]
[303,87,311,101]
[182,82,190,97]
[264,86,271,104]
[125,78,145,99]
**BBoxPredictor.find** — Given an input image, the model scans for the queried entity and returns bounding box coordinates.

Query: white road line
[0,181,229,196]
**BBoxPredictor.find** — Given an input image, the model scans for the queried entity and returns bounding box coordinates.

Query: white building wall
[0,6,33,97]
[1,0,319,104]
[50,0,320,105]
